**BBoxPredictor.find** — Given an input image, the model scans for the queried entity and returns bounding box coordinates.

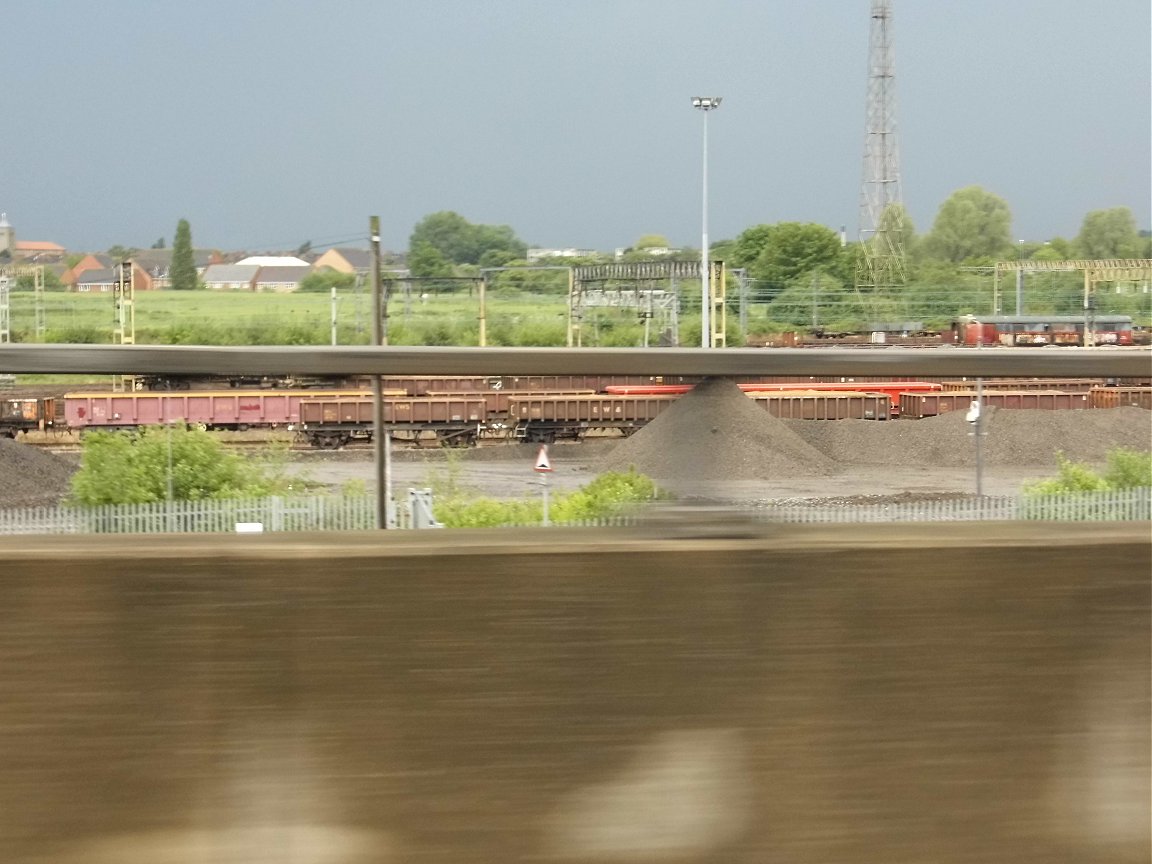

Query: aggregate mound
[0,438,78,508]
[599,377,836,484]
[784,406,1152,468]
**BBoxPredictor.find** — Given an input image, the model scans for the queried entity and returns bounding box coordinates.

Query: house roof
[15,241,65,252]
[330,248,372,270]
[75,268,116,284]
[237,256,310,267]
[202,264,260,283]
[254,266,309,284]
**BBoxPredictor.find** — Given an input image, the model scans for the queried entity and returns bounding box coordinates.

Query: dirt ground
[290,441,1064,505]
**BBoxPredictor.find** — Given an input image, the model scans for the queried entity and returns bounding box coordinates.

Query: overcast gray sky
[4,0,1149,254]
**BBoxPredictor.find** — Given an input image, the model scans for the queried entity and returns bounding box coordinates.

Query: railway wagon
[900,390,1091,419]
[940,378,1104,393]
[505,394,678,442]
[749,391,891,420]
[0,397,56,438]
[608,381,943,416]
[63,389,403,432]
[1088,386,1152,410]
[298,396,489,448]
[417,389,596,416]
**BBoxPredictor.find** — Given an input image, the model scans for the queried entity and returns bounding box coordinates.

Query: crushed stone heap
[0,438,77,509]
[599,377,835,485]
[784,405,1152,468]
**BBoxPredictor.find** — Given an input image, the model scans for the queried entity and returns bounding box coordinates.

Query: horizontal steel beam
[1,344,1149,377]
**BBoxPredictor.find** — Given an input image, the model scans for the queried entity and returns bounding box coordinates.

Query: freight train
[4,375,1148,448]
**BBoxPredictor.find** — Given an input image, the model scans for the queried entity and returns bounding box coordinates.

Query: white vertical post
[692,96,721,348]
[701,108,710,348]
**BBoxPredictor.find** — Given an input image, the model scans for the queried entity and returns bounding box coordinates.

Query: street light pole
[692,96,721,348]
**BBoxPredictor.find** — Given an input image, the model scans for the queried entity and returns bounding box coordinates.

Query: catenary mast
[856,0,908,296]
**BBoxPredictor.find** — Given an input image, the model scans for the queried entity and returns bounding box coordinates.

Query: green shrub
[1025,449,1151,495]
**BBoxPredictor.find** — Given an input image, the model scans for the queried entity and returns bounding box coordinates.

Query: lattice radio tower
[856,0,908,296]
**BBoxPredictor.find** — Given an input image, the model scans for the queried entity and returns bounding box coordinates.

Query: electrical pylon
[856,0,908,297]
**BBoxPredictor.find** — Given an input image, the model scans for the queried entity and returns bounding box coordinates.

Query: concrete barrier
[0,522,1147,862]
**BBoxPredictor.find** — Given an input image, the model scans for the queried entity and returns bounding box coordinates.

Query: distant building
[527,247,597,262]
[235,255,310,267]
[202,264,260,291]
[128,249,217,290]
[74,268,117,293]
[0,213,13,257]
[311,247,372,274]
[62,254,114,287]
[0,213,67,262]
[253,265,308,293]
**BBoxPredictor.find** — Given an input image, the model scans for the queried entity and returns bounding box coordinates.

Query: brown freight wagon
[420,390,595,415]
[1088,386,1152,410]
[900,390,1090,419]
[505,394,678,442]
[298,396,489,448]
[940,378,1104,393]
[749,391,891,420]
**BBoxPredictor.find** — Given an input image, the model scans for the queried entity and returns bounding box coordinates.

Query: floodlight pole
[370,216,390,529]
[692,96,721,348]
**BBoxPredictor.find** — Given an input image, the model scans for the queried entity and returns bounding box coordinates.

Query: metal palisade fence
[0,489,1148,535]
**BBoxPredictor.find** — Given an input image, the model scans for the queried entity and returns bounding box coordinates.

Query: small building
[527,247,597,262]
[129,249,217,290]
[253,265,309,292]
[74,268,117,293]
[202,264,260,291]
[62,254,114,287]
[311,247,372,274]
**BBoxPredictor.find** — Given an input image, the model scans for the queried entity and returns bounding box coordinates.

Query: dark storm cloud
[3,0,1148,252]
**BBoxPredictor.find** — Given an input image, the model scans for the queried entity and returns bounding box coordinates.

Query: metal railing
[0,489,1147,535]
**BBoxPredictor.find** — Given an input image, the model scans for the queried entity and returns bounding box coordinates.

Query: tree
[407,241,455,278]
[922,186,1012,263]
[634,233,670,249]
[107,244,137,261]
[730,222,843,298]
[170,218,198,290]
[298,270,357,293]
[409,211,526,265]
[1075,207,1143,259]
[151,237,166,249]
[69,427,297,505]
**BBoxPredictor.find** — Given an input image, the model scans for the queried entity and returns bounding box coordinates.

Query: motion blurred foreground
[0,521,1148,863]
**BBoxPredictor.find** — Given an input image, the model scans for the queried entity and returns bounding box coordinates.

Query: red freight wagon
[63,390,398,431]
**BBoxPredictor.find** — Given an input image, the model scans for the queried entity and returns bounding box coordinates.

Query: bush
[69,427,302,505]
[424,465,666,528]
[1025,449,1151,495]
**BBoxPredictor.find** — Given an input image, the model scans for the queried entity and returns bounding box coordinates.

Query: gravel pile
[0,439,78,508]
[600,378,835,483]
[784,406,1152,468]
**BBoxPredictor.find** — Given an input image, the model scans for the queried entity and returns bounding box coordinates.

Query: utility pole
[856,0,908,297]
[370,216,390,529]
